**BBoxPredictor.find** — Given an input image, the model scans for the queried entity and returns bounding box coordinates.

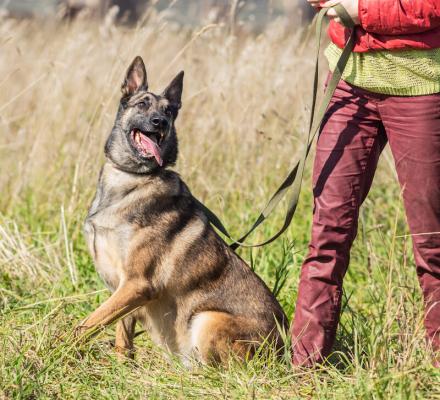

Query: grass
[0,8,439,399]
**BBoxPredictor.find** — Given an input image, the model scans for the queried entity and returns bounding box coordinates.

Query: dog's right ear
[121,56,148,97]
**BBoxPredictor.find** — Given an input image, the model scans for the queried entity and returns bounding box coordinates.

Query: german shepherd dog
[80,56,288,365]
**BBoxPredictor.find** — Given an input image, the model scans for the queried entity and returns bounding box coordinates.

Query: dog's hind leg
[190,311,258,365]
[115,315,136,359]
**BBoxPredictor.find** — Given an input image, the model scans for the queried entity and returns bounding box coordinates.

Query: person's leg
[380,94,440,362]
[291,81,387,366]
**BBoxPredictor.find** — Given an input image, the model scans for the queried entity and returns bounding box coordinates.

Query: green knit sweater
[325,43,440,96]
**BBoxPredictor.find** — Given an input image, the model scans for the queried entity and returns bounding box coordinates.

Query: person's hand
[306,0,359,25]
[322,0,360,25]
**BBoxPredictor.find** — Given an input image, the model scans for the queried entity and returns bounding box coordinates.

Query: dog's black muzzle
[149,113,169,131]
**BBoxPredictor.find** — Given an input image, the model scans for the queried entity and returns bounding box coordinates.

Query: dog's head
[105,56,183,174]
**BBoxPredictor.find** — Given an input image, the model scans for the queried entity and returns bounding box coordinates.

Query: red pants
[291,79,440,366]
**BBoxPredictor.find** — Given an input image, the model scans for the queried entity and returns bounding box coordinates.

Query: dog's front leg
[76,281,151,338]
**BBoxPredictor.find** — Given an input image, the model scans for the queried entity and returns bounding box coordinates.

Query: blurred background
[0,0,323,214]
[1,0,315,29]
[0,0,325,315]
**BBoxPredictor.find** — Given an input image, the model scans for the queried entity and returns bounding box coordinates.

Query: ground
[0,9,439,399]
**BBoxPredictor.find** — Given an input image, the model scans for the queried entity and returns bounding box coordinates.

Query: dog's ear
[121,56,148,97]
[162,71,184,109]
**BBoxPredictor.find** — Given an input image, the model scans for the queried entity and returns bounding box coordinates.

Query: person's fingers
[322,0,360,25]
[326,8,337,17]
[325,7,341,23]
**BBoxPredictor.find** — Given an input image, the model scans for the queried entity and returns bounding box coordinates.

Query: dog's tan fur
[78,56,288,365]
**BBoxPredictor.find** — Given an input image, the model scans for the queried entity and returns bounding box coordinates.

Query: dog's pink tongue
[139,134,163,166]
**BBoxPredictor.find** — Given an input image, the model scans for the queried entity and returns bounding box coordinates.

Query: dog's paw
[72,324,91,342]
[114,345,135,361]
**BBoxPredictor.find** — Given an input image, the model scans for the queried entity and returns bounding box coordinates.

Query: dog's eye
[137,100,149,109]
[164,106,174,116]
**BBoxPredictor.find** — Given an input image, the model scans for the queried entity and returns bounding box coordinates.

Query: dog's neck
[105,158,166,177]
[101,161,179,192]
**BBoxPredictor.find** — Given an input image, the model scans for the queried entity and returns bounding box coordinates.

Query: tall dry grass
[0,8,314,267]
[0,13,311,197]
[0,8,318,282]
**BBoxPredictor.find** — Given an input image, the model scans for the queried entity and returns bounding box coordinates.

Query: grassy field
[0,9,439,399]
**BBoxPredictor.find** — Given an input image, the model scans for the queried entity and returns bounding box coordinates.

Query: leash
[194,4,356,250]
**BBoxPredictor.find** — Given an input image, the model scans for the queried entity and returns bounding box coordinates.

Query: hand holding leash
[323,0,359,24]
[307,0,359,24]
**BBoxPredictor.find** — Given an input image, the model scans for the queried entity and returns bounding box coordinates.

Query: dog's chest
[84,195,135,292]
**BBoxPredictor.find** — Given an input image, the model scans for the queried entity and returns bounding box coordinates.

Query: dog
[80,56,288,365]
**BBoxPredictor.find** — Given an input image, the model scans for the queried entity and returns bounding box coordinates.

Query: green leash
[195,5,356,250]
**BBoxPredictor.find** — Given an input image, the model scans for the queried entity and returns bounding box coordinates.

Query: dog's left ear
[121,56,148,97]
[162,71,184,109]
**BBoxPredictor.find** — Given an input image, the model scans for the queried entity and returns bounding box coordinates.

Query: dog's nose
[151,115,168,129]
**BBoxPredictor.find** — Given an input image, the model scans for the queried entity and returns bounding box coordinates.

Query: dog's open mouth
[131,129,163,166]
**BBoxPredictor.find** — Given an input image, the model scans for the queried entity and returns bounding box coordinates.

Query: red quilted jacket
[328,0,440,52]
